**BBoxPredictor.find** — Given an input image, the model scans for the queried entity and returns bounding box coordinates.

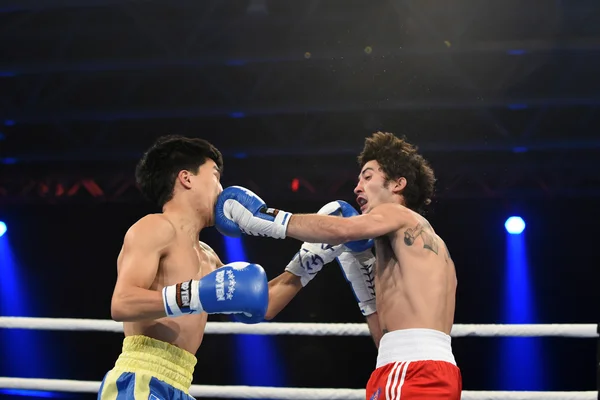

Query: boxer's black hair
[135,135,223,208]
[358,131,436,215]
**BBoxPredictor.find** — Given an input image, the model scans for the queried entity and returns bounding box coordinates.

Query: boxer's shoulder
[198,240,224,268]
[371,202,412,218]
[124,214,177,250]
[353,203,414,242]
[198,240,216,254]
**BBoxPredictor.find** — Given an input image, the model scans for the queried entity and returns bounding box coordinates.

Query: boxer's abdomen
[374,233,457,335]
[124,312,208,355]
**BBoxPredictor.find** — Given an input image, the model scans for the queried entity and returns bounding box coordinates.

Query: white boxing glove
[336,249,377,316]
[285,242,345,286]
[284,200,350,286]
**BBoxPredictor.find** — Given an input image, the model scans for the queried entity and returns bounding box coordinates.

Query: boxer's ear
[178,170,194,189]
[389,177,407,195]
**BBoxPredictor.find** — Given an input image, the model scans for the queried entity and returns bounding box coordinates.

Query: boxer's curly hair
[135,135,223,208]
[358,131,436,215]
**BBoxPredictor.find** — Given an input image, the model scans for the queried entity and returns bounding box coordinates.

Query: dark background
[1,0,600,399]
[0,199,598,399]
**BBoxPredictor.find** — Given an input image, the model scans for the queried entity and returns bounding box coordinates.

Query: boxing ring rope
[0,377,596,400]
[0,317,598,337]
[0,317,598,400]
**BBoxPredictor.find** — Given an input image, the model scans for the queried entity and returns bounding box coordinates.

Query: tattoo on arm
[403,222,439,255]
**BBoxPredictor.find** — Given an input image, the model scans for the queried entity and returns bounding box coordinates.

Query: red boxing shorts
[365,329,462,400]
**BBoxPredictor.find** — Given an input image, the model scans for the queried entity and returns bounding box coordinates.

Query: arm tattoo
[403,223,439,255]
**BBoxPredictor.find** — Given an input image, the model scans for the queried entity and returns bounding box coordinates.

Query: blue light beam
[222,236,286,393]
[0,229,54,397]
[498,224,545,390]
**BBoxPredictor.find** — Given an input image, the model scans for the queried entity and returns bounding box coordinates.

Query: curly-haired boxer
[216,131,462,400]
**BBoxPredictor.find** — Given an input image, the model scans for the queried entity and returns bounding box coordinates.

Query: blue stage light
[0,221,6,237]
[222,236,286,390]
[505,216,525,235]
[0,389,62,398]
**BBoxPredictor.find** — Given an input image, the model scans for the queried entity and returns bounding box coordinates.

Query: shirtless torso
[374,209,457,336]
[115,214,222,354]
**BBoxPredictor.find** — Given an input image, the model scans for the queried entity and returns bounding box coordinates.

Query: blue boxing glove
[162,262,268,324]
[215,186,292,239]
[317,200,374,253]
[231,310,266,324]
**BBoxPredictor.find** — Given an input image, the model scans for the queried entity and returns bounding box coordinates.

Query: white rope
[0,317,597,337]
[0,378,596,400]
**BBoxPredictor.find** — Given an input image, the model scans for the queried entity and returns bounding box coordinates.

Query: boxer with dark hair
[99,135,366,400]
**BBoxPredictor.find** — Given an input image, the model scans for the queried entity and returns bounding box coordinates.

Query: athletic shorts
[98,335,197,400]
[365,329,462,400]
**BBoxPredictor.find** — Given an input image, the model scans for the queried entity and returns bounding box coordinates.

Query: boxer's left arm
[264,239,346,320]
[263,271,303,320]
[216,193,357,322]
[215,186,408,245]
[198,240,308,321]
[287,203,411,244]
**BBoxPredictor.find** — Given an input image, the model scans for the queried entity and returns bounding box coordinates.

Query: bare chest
[374,236,398,278]
[157,241,216,288]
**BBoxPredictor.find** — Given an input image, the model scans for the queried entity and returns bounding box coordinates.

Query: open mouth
[357,196,368,211]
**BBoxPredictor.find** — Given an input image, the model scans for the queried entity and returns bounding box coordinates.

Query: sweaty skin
[373,210,456,336]
[286,205,456,343]
[285,159,456,345]
[111,214,302,355]
[112,214,221,354]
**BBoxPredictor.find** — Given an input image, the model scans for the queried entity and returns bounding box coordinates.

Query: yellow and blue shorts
[98,335,197,400]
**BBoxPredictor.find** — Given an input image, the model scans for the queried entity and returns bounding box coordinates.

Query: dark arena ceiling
[1,0,599,204]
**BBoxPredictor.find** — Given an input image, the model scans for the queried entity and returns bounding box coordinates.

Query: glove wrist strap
[273,210,292,239]
[359,298,377,316]
[163,280,202,317]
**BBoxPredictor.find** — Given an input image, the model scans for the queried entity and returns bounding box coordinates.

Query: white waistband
[376,328,456,369]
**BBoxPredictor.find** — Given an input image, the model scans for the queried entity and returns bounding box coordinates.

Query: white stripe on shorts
[393,361,410,400]
[385,362,400,400]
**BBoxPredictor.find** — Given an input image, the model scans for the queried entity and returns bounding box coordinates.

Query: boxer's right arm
[264,241,345,320]
[111,215,175,322]
[112,215,269,322]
